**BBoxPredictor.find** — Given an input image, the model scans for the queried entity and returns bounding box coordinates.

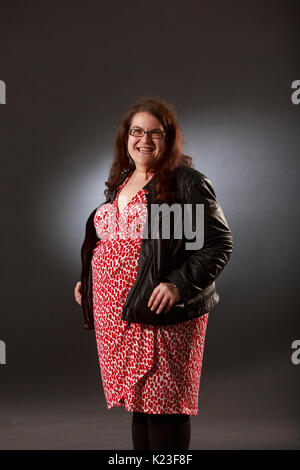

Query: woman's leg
[146,413,191,450]
[131,411,151,450]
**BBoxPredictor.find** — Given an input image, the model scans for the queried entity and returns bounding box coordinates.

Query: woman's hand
[148,282,182,315]
[74,281,82,305]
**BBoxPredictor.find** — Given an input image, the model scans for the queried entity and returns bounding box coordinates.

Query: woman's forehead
[131,111,163,129]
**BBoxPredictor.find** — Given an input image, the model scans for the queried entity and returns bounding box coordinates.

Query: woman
[74,97,234,450]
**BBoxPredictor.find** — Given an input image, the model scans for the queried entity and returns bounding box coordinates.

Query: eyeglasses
[129,128,166,139]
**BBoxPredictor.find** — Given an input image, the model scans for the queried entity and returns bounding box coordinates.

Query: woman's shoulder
[173,166,218,203]
[175,165,209,185]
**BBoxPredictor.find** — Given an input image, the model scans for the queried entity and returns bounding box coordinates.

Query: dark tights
[131,411,191,450]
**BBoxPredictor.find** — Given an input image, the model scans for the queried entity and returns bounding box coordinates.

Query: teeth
[138,148,153,151]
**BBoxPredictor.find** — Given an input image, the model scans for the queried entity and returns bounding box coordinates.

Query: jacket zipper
[125,252,153,329]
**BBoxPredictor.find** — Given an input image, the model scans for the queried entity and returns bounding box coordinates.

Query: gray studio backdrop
[0,0,299,449]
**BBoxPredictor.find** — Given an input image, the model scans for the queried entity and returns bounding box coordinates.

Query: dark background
[0,0,299,449]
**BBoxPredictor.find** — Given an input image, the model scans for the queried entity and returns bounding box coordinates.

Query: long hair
[104,96,194,204]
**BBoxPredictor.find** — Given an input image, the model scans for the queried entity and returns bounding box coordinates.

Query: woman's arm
[164,174,234,304]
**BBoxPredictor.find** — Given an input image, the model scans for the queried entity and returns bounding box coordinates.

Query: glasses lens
[130,129,144,137]
[150,130,164,139]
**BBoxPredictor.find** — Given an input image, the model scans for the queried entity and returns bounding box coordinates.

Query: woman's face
[127,111,166,171]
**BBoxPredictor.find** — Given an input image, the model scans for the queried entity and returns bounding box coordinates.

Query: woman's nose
[140,133,153,144]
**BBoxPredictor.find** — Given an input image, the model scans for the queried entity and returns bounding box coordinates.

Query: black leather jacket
[80,166,234,330]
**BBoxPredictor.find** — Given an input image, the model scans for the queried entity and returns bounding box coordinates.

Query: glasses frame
[129,128,166,139]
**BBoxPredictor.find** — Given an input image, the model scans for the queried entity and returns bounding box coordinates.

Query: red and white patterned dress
[91,173,209,415]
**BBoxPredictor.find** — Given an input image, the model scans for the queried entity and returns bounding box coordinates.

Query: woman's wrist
[163,278,177,288]
[169,281,178,289]
[164,279,182,302]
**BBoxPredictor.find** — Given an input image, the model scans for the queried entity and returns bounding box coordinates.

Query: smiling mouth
[137,147,155,153]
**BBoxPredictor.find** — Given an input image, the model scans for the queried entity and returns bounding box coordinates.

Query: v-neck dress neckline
[115,172,154,218]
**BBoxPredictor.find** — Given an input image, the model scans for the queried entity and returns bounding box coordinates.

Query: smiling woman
[75,96,234,451]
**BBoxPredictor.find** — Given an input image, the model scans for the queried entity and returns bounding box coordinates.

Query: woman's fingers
[148,283,178,314]
[156,296,172,315]
[74,281,82,305]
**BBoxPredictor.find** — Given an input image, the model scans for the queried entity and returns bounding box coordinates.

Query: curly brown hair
[104,96,194,204]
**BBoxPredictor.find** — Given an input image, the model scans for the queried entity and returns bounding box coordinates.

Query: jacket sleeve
[164,174,234,304]
[80,208,98,330]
